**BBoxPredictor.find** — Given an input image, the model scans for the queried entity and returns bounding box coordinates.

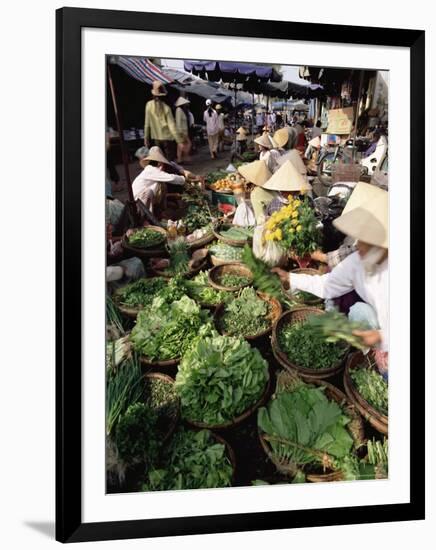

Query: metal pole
[107,63,134,204]
[352,70,365,162]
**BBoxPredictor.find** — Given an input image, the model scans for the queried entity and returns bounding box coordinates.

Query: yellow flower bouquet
[263,197,320,264]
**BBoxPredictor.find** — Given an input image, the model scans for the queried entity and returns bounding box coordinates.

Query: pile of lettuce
[130,295,212,361]
[175,331,269,425]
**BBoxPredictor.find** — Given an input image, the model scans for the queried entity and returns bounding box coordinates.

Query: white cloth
[132,165,185,201]
[203,109,220,135]
[289,251,389,351]
[218,113,225,131]
[260,149,281,173]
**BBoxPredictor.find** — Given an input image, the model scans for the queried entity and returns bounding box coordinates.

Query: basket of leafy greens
[215,287,282,340]
[344,352,388,435]
[272,308,349,380]
[184,270,233,308]
[142,428,235,491]
[122,226,167,253]
[258,371,364,482]
[208,262,253,291]
[209,242,245,265]
[150,241,209,279]
[130,294,212,367]
[143,373,180,443]
[213,223,254,247]
[113,277,167,318]
[175,330,270,428]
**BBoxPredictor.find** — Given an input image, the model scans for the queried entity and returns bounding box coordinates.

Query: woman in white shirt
[131,147,185,214]
[272,190,389,369]
[203,99,220,159]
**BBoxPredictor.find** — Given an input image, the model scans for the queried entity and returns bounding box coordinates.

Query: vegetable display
[205,170,229,185]
[218,273,252,288]
[185,271,231,306]
[143,377,179,435]
[219,226,254,241]
[114,277,166,308]
[258,382,354,470]
[175,331,269,425]
[162,240,190,276]
[115,403,160,465]
[130,295,211,361]
[350,365,388,414]
[278,321,346,370]
[218,287,270,338]
[306,310,369,350]
[142,429,233,491]
[127,227,165,248]
[209,242,244,261]
[264,196,320,257]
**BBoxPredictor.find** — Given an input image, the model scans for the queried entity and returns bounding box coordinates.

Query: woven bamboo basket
[139,355,180,369]
[258,372,365,482]
[184,375,271,430]
[208,263,253,291]
[210,255,244,267]
[187,230,215,250]
[271,308,349,380]
[215,292,282,341]
[343,352,388,435]
[142,372,180,444]
[289,268,324,306]
[121,226,167,258]
[212,223,252,247]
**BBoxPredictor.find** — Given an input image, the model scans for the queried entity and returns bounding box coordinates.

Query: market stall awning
[111,56,174,85]
[183,60,282,83]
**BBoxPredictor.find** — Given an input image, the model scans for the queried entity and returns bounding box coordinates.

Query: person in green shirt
[144,80,182,161]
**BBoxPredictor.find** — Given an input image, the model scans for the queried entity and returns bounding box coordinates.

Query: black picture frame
[56,7,425,543]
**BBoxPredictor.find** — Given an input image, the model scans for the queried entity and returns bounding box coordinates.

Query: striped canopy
[113,56,173,85]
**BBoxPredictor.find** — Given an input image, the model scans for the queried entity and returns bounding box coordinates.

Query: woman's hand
[311,249,328,264]
[271,267,289,286]
[352,329,382,348]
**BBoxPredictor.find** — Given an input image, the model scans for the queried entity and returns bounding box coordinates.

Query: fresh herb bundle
[127,227,165,248]
[163,240,190,276]
[219,226,254,241]
[306,310,369,350]
[106,295,125,338]
[142,429,233,491]
[115,403,160,465]
[258,383,354,469]
[219,287,270,338]
[175,331,269,425]
[106,356,143,436]
[218,273,251,288]
[278,320,346,370]
[130,295,211,361]
[143,377,179,434]
[350,365,388,414]
[114,277,166,308]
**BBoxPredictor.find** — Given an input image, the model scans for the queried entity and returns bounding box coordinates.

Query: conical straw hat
[254,133,276,149]
[237,160,272,187]
[341,181,386,215]
[333,189,388,248]
[139,147,171,168]
[273,127,291,148]
[175,96,190,107]
[262,160,311,192]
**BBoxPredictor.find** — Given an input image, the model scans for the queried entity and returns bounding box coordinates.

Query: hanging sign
[326,107,354,134]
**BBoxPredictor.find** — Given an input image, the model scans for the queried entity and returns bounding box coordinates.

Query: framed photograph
[56,7,425,543]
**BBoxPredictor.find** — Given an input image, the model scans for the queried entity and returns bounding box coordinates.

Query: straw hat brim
[333,205,388,248]
[262,160,311,192]
[273,128,290,148]
[140,150,171,168]
[341,182,387,215]
[237,160,272,187]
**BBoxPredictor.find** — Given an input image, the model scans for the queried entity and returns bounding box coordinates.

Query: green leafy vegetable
[209,242,244,261]
[350,365,388,414]
[306,310,369,350]
[278,321,346,370]
[115,403,160,465]
[130,295,212,361]
[175,331,269,425]
[163,240,190,276]
[128,227,165,248]
[219,226,254,241]
[114,277,166,308]
[219,287,270,337]
[143,377,179,435]
[142,428,233,491]
[218,273,252,288]
[185,271,231,306]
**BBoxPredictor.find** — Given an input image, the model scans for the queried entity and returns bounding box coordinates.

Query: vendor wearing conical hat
[273,127,307,177]
[174,96,192,164]
[260,160,312,217]
[311,182,386,268]
[237,160,274,223]
[273,189,389,362]
[254,133,281,173]
[132,146,185,214]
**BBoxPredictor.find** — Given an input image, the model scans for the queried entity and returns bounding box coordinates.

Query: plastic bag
[233,201,256,227]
